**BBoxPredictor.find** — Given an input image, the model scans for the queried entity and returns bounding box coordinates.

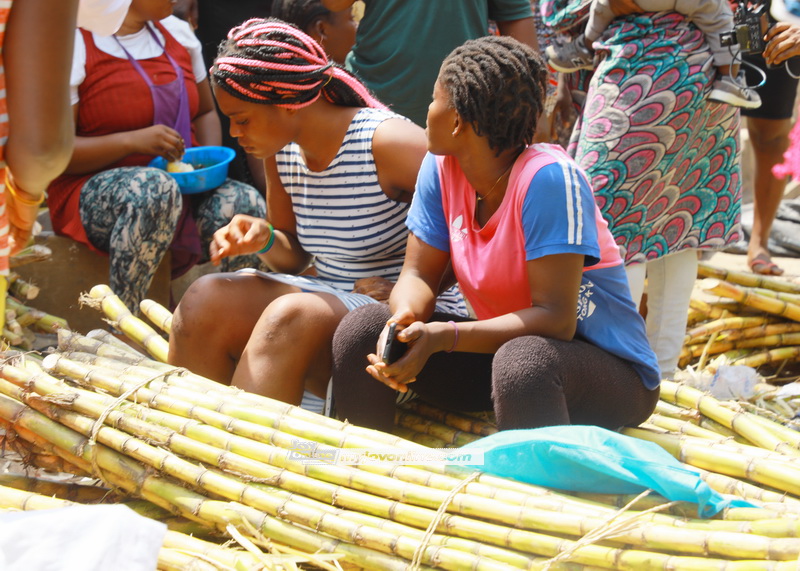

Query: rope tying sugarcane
[541,490,678,570]
[86,367,186,491]
[408,470,480,570]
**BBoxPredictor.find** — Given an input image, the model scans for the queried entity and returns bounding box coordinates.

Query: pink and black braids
[211,18,384,110]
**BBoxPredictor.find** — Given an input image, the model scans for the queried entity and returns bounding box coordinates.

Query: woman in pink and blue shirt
[331,35,661,432]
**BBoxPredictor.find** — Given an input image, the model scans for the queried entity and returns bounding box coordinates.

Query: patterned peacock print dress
[540,3,742,265]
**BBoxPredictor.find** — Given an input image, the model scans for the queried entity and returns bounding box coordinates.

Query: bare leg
[747,116,792,275]
[231,292,350,405]
[168,273,300,383]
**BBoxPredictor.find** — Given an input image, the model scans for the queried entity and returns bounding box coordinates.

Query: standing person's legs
[79,167,181,312]
[741,56,798,275]
[747,116,793,275]
[491,336,658,430]
[624,261,647,308]
[641,249,697,379]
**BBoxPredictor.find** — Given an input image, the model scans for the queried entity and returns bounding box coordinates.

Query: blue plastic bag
[462,425,755,518]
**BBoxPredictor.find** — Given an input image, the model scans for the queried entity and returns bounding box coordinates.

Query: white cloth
[77,0,131,36]
[71,15,206,105]
[626,249,698,379]
[0,504,166,570]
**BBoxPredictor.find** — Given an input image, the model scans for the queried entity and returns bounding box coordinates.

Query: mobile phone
[382,322,408,364]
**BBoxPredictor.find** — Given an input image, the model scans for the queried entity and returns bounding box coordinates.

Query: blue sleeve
[521,162,601,266]
[407,153,451,252]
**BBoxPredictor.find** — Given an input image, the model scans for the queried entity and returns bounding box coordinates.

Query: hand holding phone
[382,322,408,364]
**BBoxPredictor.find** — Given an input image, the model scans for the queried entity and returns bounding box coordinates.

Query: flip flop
[749,255,785,276]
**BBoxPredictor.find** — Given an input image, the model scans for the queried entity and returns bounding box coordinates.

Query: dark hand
[134,125,186,162]
[763,23,800,66]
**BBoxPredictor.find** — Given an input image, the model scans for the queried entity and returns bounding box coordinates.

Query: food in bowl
[167,160,195,173]
[149,146,236,194]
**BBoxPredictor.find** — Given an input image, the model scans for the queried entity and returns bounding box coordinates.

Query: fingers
[366,354,409,393]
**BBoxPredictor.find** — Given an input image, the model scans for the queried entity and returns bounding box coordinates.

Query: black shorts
[740,53,800,120]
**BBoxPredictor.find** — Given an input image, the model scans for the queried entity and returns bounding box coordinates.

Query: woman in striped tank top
[169,19,465,412]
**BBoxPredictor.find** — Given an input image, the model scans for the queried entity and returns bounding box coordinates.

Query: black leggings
[331,304,660,433]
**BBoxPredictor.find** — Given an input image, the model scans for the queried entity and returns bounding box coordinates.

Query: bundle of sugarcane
[0,482,338,570]
[7,333,800,569]
[680,262,800,375]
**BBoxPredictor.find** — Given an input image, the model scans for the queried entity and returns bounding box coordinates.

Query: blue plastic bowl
[149,146,236,194]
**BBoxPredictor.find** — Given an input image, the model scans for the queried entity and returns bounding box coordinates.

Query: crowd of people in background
[2,0,799,432]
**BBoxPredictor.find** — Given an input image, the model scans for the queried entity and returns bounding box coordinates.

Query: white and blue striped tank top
[271,107,466,315]
[275,107,410,292]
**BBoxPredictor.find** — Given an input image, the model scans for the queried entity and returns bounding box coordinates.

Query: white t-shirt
[70,16,206,105]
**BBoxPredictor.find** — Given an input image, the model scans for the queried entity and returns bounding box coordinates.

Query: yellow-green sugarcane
[698,262,800,294]
[700,279,800,322]
[395,409,483,447]
[12,392,800,570]
[684,315,778,346]
[139,299,173,336]
[80,284,169,362]
[13,362,800,564]
[400,400,498,437]
[659,380,800,455]
[622,427,800,497]
[731,346,800,369]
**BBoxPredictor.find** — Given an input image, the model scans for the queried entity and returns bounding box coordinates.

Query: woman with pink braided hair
[168,18,465,414]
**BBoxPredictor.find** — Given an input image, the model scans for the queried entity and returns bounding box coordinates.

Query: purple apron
[115,24,201,280]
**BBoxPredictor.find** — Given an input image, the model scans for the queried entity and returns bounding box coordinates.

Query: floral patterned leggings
[79,166,266,311]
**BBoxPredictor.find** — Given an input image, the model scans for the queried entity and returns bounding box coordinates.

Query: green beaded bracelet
[257,222,276,254]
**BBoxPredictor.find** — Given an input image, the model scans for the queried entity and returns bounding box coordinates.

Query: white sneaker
[708,73,762,109]
[545,34,595,73]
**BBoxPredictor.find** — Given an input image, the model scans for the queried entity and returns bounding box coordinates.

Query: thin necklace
[476,161,515,202]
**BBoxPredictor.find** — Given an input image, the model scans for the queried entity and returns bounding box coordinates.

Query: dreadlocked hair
[211,18,384,110]
[439,36,547,155]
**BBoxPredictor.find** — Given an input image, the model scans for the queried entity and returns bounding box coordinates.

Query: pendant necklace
[476,161,515,202]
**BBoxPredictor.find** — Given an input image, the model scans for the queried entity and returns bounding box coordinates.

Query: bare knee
[250,293,348,349]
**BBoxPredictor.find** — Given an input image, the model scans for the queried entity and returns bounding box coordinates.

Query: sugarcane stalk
[622,427,800,497]
[85,328,147,356]
[659,380,800,456]
[685,316,782,345]
[643,415,728,440]
[8,276,39,300]
[139,299,173,335]
[731,346,800,369]
[400,400,498,437]
[80,285,169,362]
[698,262,800,294]
[701,279,800,322]
[394,426,452,449]
[395,409,483,447]
[8,244,52,268]
[689,298,734,320]
[0,474,111,503]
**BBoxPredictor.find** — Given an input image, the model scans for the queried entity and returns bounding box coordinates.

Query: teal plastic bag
[461,425,755,518]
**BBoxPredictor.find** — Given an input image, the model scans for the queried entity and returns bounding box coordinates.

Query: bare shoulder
[372,117,427,200]
[372,117,426,164]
